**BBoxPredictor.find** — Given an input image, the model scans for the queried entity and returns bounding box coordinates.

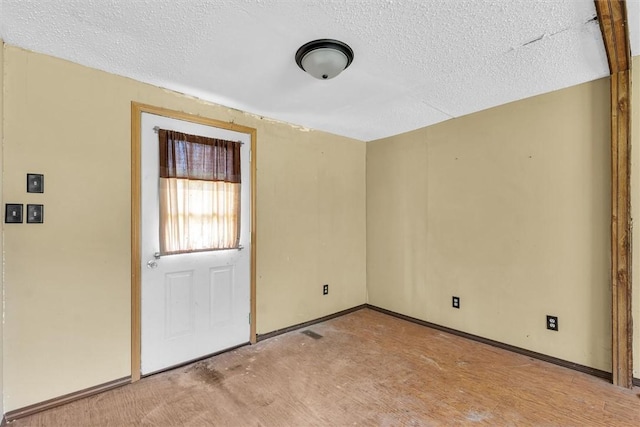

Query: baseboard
[366,304,613,382]
[0,415,6,426]
[634,377,640,387]
[256,304,368,342]
[5,376,131,422]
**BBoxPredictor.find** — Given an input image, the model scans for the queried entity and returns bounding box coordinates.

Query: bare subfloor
[10,309,640,426]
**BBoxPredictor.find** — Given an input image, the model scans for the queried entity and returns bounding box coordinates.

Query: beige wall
[257,127,367,332]
[0,39,5,417]
[367,79,612,371]
[1,45,367,411]
[632,55,640,379]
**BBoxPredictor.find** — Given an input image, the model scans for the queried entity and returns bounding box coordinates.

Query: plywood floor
[10,309,640,426]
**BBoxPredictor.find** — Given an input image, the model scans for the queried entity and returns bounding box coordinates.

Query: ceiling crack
[510,14,598,51]
[419,99,454,119]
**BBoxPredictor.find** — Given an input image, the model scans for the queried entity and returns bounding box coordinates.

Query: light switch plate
[27,173,44,193]
[5,204,23,223]
[27,204,44,224]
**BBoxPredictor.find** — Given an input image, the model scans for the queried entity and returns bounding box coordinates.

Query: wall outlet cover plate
[5,204,23,223]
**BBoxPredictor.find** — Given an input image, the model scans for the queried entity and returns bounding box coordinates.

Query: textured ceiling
[0,0,636,141]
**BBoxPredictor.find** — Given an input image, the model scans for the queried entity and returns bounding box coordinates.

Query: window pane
[157,130,242,255]
[159,178,240,254]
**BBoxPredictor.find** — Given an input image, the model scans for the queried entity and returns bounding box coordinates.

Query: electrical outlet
[546,315,558,331]
[323,284,329,295]
[452,296,460,309]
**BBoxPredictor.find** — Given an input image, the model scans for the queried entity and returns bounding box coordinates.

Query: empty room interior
[0,0,640,425]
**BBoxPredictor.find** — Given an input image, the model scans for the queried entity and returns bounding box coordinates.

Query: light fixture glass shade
[295,39,354,80]
[300,48,349,80]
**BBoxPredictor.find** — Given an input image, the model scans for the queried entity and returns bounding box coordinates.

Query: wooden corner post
[594,0,633,388]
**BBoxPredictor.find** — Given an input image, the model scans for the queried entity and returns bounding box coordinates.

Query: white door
[140,112,251,375]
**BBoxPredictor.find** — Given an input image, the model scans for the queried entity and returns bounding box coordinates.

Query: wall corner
[0,37,6,419]
[631,55,640,380]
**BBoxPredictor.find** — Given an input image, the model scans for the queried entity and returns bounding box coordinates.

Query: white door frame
[130,102,257,381]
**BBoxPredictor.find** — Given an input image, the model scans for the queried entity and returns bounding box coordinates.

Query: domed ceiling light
[295,39,354,80]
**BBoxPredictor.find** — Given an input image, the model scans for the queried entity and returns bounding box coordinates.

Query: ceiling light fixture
[295,39,354,80]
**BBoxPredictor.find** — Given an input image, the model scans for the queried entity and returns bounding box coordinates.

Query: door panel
[140,112,251,375]
[164,271,195,339]
[210,266,234,326]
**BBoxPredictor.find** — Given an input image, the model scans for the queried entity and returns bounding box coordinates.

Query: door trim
[130,102,257,381]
